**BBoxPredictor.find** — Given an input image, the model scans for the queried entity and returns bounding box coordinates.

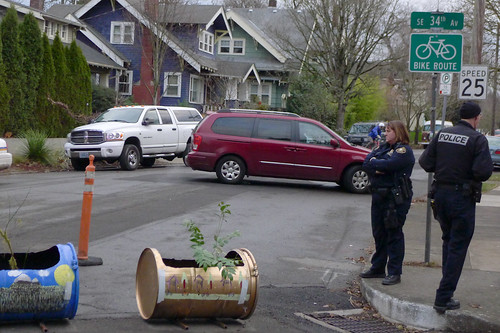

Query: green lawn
[483,172,500,193]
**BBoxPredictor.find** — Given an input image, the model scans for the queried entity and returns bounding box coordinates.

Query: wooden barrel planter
[0,243,79,321]
[135,247,259,320]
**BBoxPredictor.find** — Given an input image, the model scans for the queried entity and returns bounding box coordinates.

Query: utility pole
[492,23,499,135]
[471,0,484,64]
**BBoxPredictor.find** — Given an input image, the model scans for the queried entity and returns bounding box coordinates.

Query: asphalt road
[0,153,429,332]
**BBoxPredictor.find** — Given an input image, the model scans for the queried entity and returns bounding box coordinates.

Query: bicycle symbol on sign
[416,36,457,60]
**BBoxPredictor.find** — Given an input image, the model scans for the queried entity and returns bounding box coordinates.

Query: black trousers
[434,188,476,305]
[370,191,412,276]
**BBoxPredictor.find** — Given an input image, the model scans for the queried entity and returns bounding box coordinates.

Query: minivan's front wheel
[342,165,369,194]
[120,144,140,171]
[216,156,246,184]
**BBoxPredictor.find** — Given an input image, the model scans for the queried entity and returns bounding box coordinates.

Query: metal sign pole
[425,73,438,264]
[442,95,448,123]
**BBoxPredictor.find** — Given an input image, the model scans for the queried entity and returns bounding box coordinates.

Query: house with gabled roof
[42,0,312,112]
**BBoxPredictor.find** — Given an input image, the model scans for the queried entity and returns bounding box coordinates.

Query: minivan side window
[212,117,255,137]
[298,122,333,146]
[255,119,292,141]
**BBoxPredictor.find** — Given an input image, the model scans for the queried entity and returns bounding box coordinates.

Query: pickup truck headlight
[106,132,124,141]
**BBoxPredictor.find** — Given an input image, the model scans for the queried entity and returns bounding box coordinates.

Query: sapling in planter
[185,202,241,281]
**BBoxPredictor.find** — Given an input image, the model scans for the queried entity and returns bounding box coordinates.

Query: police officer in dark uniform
[360,120,415,285]
[419,101,493,314]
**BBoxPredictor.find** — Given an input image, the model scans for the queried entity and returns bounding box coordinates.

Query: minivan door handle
[284,147,297,152]
[294,148,307,152]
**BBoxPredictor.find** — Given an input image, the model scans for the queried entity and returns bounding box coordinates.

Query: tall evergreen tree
[51,33,71,135]
[1,6,25,134]
[67,40,92,119]
[36,34,57,136]
[0,33,11,136]
[19,12,43,130]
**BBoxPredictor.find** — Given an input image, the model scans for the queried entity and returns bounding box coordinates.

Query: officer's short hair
[387,120,410,145]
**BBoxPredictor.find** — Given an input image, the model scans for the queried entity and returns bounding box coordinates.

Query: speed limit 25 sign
[459,65,488,100]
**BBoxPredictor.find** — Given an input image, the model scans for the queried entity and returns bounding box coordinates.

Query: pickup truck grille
[70,130,105,144]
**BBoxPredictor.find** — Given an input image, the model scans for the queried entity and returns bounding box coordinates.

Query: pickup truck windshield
[349,124,373,134]
[95,107,144,123]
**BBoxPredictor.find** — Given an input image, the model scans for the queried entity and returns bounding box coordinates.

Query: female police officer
[359,120,415,285]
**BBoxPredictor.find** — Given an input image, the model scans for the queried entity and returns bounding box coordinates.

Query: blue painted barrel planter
[136,248,259,320]
[0,243,79,321]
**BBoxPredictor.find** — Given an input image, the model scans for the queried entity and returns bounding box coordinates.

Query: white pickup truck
[64,105,202,171]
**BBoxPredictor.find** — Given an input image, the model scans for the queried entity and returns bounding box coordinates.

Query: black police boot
[433,299,460,314]
[382,275,401,285]
[359,269,385,278]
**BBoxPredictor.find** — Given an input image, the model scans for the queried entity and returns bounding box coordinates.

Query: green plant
[1,192,29,269]
[19,129,52,165]
[185,202,241,281]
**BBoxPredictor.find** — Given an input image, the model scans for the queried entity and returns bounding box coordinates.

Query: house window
[111,22,134,44]
[163,72,181,97]
[61,25,67,40]
[250,83,271,105]
[218,38,245,55]
[189,75,204,104]
[199,31,214,54]
[117,70,133,95]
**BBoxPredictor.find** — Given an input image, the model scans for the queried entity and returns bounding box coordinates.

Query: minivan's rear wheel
[342,165,369,194]
[120,144,140,171]
[216,156,246,184]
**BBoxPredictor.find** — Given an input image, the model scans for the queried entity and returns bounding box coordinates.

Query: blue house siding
[80,1,143,90]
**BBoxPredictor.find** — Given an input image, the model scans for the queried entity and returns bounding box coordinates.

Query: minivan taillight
[192,134,202,151]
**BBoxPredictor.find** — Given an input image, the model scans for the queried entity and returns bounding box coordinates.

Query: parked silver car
[486,136,500,168]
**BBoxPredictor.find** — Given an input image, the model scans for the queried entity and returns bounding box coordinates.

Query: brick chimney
[269,0,277,7]
[30,0,44,11]
[144,0,159,19]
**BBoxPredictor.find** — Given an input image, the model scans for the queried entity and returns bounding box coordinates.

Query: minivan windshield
[94,107,144,123]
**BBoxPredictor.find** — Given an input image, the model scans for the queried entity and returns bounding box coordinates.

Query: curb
[360,277,500,332]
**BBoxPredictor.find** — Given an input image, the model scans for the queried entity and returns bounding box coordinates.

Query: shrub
[19,129,52,165]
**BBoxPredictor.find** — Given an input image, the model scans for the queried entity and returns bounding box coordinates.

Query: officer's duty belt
[436,182,464,191]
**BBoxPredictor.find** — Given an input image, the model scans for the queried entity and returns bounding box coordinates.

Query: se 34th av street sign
[409,34,463,72]
[411,12,464,30]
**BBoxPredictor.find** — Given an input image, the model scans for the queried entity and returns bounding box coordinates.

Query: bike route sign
[409,33,463,72]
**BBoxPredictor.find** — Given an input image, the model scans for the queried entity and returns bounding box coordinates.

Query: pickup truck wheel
[182,143,192,167]
[71,158,88,171]
[342,165,369,194]
[141,158,155,168]
[216,156,246,184]
[120,144,140,171]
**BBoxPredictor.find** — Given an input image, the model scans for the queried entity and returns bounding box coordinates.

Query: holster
[384,201,399,229]
[470,181,482,203]
[430,199,438,219]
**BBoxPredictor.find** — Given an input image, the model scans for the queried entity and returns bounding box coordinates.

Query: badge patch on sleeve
[396,147,406,154]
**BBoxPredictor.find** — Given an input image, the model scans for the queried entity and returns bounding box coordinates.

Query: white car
[0,138,12,170]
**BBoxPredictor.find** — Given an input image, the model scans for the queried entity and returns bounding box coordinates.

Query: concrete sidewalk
[361,185,500,332]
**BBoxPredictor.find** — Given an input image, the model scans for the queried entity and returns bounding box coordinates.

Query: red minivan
[186,109,371,193]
